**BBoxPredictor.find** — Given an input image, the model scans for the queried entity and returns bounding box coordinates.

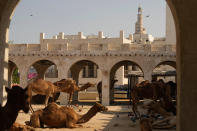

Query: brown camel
[29,102,108,128]
[0,85,30,131]
[27,79,95,109]
[54,79,95,104]
[134,80,176,115]
[131,80,166,117]
[97,79,118,102]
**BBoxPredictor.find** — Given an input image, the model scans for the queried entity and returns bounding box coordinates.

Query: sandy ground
[16,104,175,131]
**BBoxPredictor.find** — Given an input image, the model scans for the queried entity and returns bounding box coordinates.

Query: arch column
[70,67,81,104]
[34,65,50,79]
[166,0,197,131]
[143,70,152,82]
[0,0,19,106]
[18,66,28,88]
[101,70,110,106]
[141,61,155,82]
[57,64,69,105]
[0,44,8,106]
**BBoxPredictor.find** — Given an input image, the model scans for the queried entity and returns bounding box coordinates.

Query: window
[82,67,86,78]
[82,63,97,78]
[88,63,95,77]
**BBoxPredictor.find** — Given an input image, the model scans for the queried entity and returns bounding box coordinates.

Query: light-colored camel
[0,85,30,131]
[27,79,95,108]
[142,99,171,118]
[142,100,176,129]
[29,102,108,128]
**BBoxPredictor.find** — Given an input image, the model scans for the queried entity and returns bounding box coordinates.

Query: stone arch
[68,59,100,82]
[155,60,176,69]
[8,60,20,87]
[110,60,144,79]
[109,60,144,104]
[28,59,58,80]
[152,60,176,82]
[68,59,101,103]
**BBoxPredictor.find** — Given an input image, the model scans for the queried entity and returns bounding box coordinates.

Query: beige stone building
[2,1,197,130]
[7,6,176,105]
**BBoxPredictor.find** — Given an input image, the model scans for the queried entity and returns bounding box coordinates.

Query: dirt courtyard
[16,104,175,131]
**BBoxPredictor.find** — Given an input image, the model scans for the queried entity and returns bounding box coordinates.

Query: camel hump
[43,103,59,112]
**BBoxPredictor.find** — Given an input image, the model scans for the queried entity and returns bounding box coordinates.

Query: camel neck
[0,100,20,130]
[77,105,99,124]
[79,84,90,91]
[4,99,20,117]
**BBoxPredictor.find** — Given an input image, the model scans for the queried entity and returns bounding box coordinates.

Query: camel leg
[99,92,102,103]
[29,103,34,113]
[132,100,140,118]
[45,94,50,107]
[98,91,101,102]
[153,124,176,129]
[68,93,73,105]
[66,120,78,128]
[152,117,173,126]
[132,103,138,118]
[30,111,41,128]
[29,86,34,113]
[52,93,56,102]
[153,117,176,129]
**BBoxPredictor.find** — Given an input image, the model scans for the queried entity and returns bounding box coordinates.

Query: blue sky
[9,0,166,43]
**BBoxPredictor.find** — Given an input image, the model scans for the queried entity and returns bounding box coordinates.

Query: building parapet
[40,31,132,44]
[8,43,176,53]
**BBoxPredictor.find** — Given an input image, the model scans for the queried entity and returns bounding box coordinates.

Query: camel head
[6,86,30,113]
[95,102,108,112]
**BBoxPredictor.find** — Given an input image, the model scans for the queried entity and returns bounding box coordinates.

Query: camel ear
[5,87,11,93]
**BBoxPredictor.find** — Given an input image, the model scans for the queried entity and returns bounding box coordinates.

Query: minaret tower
[133,6,154,44]
[135,6,145,34]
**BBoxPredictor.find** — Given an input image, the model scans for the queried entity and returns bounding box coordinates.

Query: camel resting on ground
[141,99,172,118]
[27,79,95,108]
[28,102,108,128]
[143,100,176,129]
[0,85,30,131]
